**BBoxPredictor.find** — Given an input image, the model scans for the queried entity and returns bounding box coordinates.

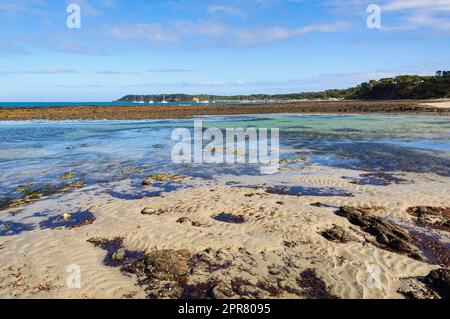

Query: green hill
[350,72,450,100]
[117,71,450,102]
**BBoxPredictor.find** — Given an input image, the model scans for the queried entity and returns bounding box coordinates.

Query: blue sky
[0,0,449,101]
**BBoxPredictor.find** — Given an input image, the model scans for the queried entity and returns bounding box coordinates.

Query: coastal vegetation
[117,72,450,102]
[350,72,450,100]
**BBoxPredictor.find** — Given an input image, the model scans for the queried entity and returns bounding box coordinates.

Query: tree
[436,71,442,77]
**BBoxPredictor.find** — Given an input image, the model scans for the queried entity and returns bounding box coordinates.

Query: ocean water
[0,114,449,203]
[0,101,267,108]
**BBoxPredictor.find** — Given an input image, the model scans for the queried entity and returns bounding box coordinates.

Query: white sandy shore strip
[420,100,450,109]
[0,167,449,299]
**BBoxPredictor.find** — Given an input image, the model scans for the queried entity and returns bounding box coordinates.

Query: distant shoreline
[0,100,449,121]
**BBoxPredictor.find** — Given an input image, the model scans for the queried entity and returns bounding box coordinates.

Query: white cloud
[382,0,450,12]
[65,0,116,16]
[0,0,48,17]
[105,20,351,48]
[404,12,450,30]
[326,0,450,30]
[107,23,180,43]
[207,4,243,16]
[380,0,450,30]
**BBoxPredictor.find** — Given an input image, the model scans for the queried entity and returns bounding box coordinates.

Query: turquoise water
[0,114,449,203]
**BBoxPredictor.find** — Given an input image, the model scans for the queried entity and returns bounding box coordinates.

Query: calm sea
[0,101,266,108]
[1,114,450,234]
[1,114,449,200]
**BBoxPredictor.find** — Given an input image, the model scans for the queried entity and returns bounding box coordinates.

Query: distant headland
[117,72,450,103]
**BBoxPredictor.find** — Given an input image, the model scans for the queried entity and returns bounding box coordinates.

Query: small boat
[148,100,154,104]
[161,94,169,104]
[134,96,145,104]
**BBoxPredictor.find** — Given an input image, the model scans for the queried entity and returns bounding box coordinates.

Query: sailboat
[137,96,145,104]
[161,94,169,104]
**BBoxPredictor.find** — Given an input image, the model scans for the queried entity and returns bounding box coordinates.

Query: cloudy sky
[0,0,449,101]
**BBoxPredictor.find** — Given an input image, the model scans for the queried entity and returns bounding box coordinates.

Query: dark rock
[88,236,123,247]
[417,207,442,216]
[122,249,191,299]
[88,239,194,299]
[141,207,164,215]
[296,269,338,299]
[176,217,201,227]
[211,281,235,299]
[230,278,261,297]
[398,269,450,299]
[189,248,233,272]
[336,206,423,260]
[213,213,245,224]
[257,280,283,297]
[176,217,191,224]
[321,225,357,243]
[144,249,190,281]
[424,268,450,299]
[180,281,216,299]
[149,283,184,299]
[141,207,157,215]
[407,206,450,232]
[398,277,440,299]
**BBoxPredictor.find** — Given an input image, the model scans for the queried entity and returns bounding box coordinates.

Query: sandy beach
[420,100,450,109]
[0,160,448,299]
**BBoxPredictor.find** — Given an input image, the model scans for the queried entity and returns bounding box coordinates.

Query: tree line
[117,71,450,102]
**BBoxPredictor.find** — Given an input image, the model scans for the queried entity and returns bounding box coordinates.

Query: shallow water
[0,101,268,108]
[0,114,449,203]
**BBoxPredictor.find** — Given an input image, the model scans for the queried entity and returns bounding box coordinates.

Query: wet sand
[1,100,449,121]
